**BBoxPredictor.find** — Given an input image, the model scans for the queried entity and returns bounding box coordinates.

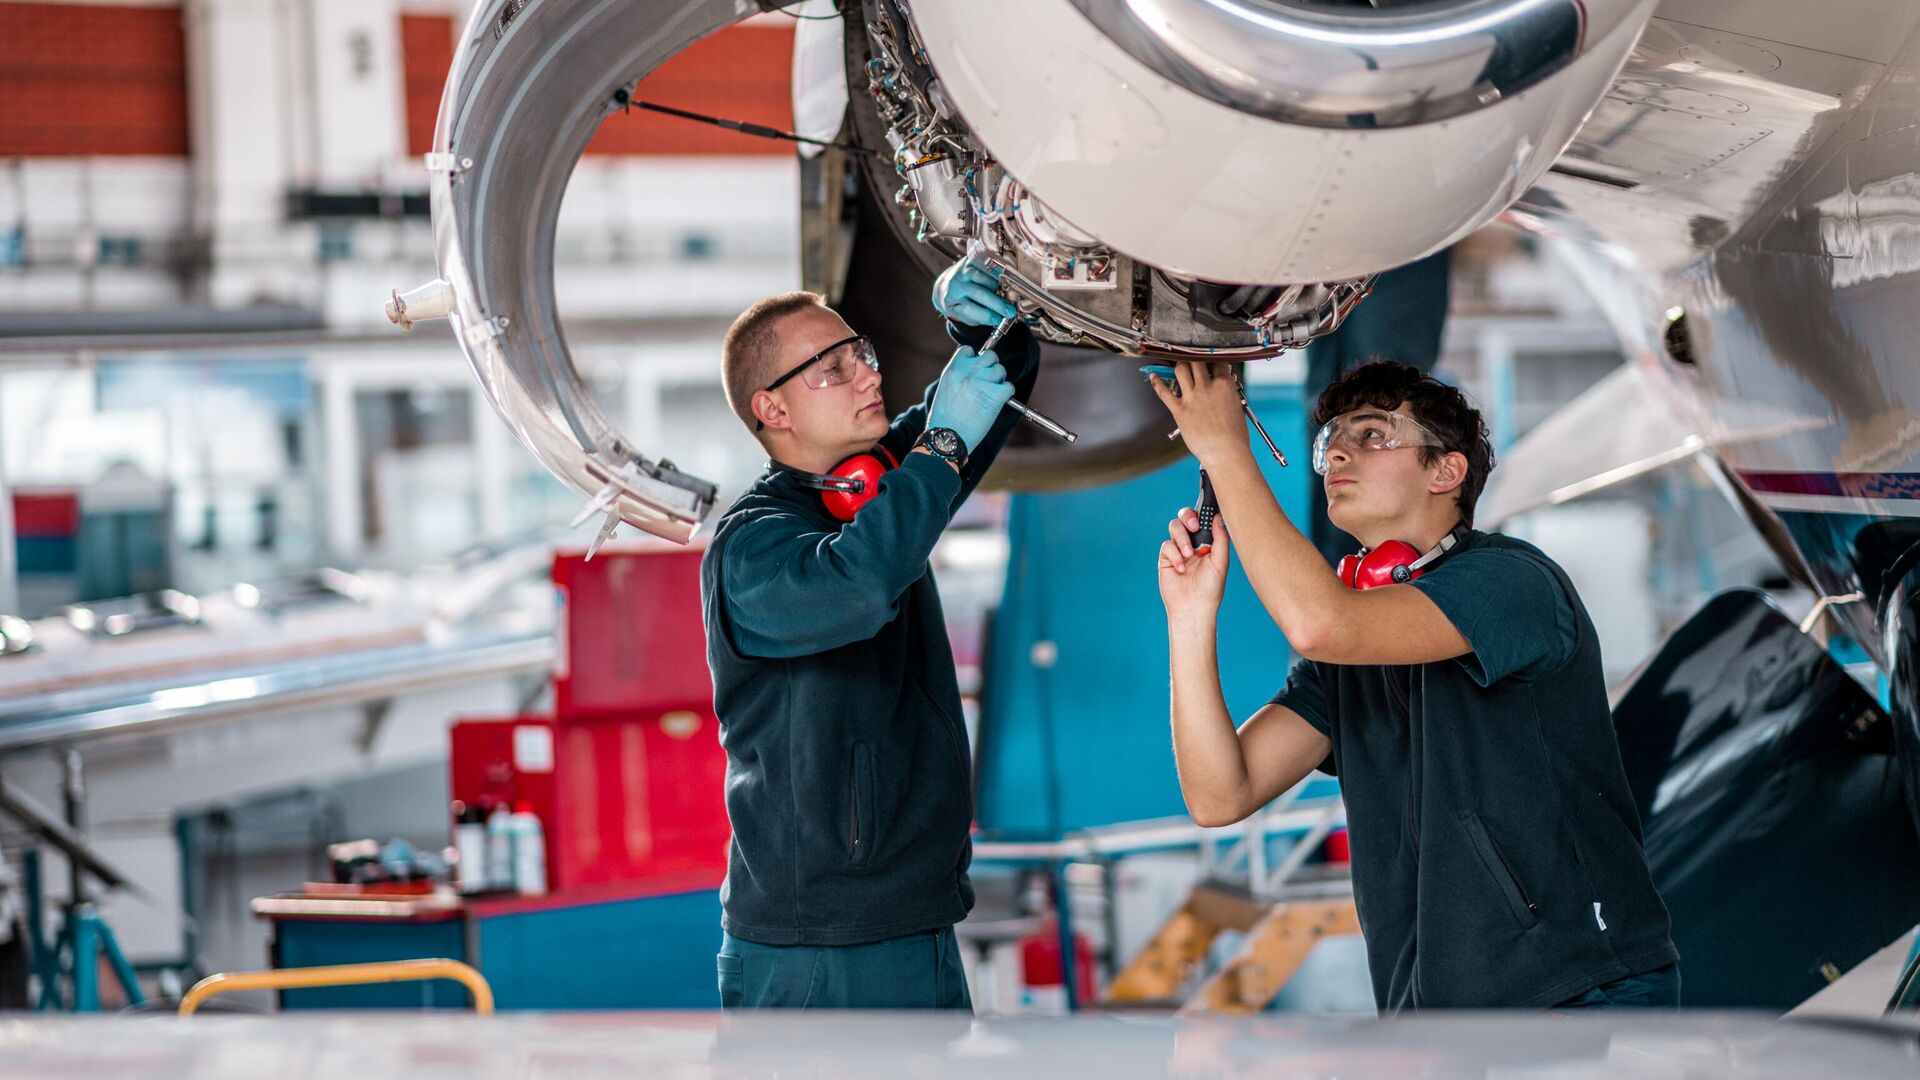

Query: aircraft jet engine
[390,0,1656,542]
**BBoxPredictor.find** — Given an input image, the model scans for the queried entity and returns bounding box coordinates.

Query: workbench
[255,871,723,1010]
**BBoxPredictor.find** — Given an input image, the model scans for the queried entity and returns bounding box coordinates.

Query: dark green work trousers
[717,927,972,1010]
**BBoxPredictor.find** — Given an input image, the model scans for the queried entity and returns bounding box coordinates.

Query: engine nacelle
[911,0,1655,285]
[402,0,1654,541]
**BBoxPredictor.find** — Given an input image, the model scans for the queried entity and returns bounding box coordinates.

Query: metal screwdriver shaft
[980,315,1077,444]
[1154,367,1287,467]
[1243,380,1289,467]
[979,314,1016,355]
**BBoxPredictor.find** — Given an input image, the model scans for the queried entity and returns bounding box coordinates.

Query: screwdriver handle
[1189,469,1218,556]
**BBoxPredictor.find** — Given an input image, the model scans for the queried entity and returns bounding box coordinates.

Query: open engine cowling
[400,0,1654,541]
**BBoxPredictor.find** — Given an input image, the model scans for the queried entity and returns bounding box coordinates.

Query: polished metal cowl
[1072,0,1639,130]
[399,0,751,544]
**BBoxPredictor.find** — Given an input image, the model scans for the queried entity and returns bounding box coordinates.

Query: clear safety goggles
[757,335,881,431]
[1311,408,1444,475]
[766,334,880,393]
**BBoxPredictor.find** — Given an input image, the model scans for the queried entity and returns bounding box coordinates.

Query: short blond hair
[721,291,827,434]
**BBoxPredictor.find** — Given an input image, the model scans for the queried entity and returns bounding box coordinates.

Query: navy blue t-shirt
[1271,530,1678,1009]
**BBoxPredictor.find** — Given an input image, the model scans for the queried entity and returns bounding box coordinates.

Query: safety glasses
[757,335,881,431]
[765,335,879,393]
[1311,408,1444,476]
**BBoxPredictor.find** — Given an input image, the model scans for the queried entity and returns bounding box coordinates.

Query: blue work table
[255,872,722,1010]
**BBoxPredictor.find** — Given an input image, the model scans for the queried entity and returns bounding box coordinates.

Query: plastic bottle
[508,800,547,896]
[453,800,488,894]
[484,799,513,891]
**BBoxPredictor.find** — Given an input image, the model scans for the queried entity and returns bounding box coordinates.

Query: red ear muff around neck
[1340,525,1467,589]
[819,446,899,522]
[1337,553,1361,588]
[1346,540,1424,590]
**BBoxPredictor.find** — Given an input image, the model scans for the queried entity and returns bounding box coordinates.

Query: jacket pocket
[907,669,972,776]
[847,742,876,867]
[1461,812,1539,929]
[716,953,744,1009]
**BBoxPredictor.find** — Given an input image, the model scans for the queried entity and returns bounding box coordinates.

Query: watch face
[928,428,961,455]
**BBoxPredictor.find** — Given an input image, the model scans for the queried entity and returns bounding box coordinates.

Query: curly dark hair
[1310,359,1496,526]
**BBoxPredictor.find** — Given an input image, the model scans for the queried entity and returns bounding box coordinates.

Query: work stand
[1104,882,1359,1014]
[974,786,1355,1014]
[2,751,150,1011]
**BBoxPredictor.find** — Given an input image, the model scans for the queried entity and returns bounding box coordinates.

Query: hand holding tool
[1143,364,1288,466]
[1189,470,1219,556]
[981,315,1078,444]
[927,346,1016,451]
[980,314,1017,355]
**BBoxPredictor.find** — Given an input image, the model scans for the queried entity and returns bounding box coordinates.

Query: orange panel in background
[0,2,189,157]
[587,24,796,156]
[398,18,797,159]
[400,13,457,158]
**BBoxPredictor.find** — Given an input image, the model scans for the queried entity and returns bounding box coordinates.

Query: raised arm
[880,258,1039,510]
[1152,362,1470,666]
[940,319,1039,507]
[723,452,961,658]
[1160,509,1331,827]
[1171,631,1333,827]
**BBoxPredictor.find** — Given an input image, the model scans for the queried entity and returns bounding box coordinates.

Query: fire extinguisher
[1017,874,1095,1013]
[1325,827,1350,864]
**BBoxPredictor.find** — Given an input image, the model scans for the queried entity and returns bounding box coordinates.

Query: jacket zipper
[1392,668,1419,855]
[1485,830,1539,915]
[848,747,862,860]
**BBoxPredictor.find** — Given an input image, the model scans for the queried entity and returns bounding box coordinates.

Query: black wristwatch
[916,427,969,470]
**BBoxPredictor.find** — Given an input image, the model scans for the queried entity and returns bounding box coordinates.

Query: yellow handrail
[178,958,495,1016]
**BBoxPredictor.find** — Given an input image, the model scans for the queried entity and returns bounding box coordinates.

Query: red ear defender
[820,446,900,522]
[1344,540,1426,590]
[1339,526,1466,589]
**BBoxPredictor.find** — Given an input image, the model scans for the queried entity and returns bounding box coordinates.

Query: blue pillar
[69,906,98,1013]
[1053,862,1080,1012]
[23,848,60,1011]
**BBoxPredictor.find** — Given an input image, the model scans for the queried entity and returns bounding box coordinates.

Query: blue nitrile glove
[927,346,1015,452]
[933,260,1019,327]
[1141,364,1178,388]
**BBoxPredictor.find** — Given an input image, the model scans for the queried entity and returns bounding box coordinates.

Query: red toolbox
[551,542,711,718]
[450,708,729,891]
[447,543,729,893]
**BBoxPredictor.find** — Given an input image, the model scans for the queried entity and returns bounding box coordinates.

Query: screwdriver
[1189,469,1219,556]
[1142,364,1288,467]
[979,313,1017,354]
[981,315,1077,444]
